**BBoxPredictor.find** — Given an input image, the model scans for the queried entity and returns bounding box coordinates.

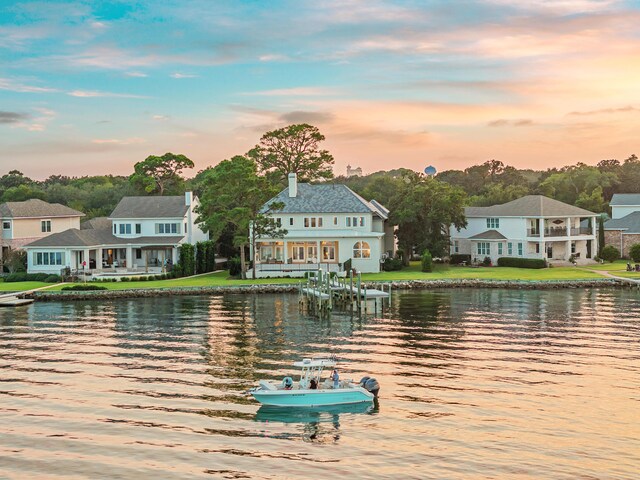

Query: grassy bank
[5,261,628,294]
[39,262,604,292]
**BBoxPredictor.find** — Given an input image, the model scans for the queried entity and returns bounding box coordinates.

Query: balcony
[571,227,593,236]
[527,227,568,237]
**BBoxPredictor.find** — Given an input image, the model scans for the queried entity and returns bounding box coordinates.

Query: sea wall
[28,278,628,302]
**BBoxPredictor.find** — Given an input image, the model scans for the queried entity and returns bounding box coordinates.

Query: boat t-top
[250,356,380,408]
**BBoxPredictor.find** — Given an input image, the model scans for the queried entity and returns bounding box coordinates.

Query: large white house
[451,195,598,264]
[251,173,394,277]
[24,192,208,274]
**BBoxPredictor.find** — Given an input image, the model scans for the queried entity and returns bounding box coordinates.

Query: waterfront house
[450,195,598,264]
[1,199,84,266]
[603,194,640,257]
[23,192,208,274]
[251,173,394,277]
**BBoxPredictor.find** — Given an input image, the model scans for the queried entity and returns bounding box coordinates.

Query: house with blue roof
[252,173,394,277]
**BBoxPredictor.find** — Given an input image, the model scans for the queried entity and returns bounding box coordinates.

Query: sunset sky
[1,0,639,179]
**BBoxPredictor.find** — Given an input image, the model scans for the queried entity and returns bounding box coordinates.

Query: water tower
[424,165,437,177]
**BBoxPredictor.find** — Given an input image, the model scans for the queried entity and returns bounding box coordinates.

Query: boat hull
[252,387,373,407]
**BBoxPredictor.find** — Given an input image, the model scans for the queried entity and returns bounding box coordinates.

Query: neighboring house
[604,194,640,257]
[251,173,393,277]
[0,199,84,265]
[451,195,598,264]
[609,193,640,219]
[23,192,208,274]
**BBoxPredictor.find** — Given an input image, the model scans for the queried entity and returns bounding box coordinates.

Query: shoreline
[26,278,630,302]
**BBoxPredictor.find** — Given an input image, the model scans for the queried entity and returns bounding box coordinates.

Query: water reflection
[255,402,378,444]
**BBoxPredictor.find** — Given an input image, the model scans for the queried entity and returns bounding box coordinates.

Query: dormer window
[2,221,10,230]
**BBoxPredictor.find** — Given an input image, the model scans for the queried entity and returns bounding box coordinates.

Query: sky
[1,0,639,179]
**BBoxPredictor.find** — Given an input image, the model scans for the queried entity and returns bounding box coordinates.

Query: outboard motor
[359,376,380,397]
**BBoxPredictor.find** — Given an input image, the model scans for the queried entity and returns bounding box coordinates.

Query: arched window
[353,241,370,259]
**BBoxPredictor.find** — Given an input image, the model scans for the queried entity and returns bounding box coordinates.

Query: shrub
[61,285,107,291]
[382,257,403,271]
[4,272,54,282]
[228,257,242,277]
[629,243,640,263]
[120,277,130,282]
[482,256,492,266]
[177,243,196,276]
[44,274,61,283]
[421,249,432,272]
[450,254,471,265]
[497,257,547,269]
[600,245,620,263]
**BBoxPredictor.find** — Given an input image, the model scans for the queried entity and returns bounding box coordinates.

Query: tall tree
[389,173,467,263]
[196,155,286,278]
[248,124,334,182]
[130,152,194,195]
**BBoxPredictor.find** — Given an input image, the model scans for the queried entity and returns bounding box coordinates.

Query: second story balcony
[527,226,593,237]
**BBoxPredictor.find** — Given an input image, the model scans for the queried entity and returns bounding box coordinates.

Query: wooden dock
[0,295,34,307]
[299,269,391,317]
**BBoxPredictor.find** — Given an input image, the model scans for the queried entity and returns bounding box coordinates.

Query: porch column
[541,241,546,260]
[566,217,572,237]
[83,249,90,269]
[97,247,103,269]
[283,240,288,263]
[172,247,178,265]
[540,218,545,241]
[126,245,133,269]
[566,240,571,260]
[316,240,321,265]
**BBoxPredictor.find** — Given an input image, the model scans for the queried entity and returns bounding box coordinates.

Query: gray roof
[81,217,112,230]
[262,183,389,218]
[109,196,188,219]
[24,228,183,248]
[469,229,507,240]
[610,194,640,206]
[604,212,640,233]
[0,198,84,218]
[465,195,596,218]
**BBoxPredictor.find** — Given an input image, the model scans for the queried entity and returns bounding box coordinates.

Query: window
[34,252,63,266]
[184,222,187,233]
[156,223,179,234]
[289,217,294,226]
[476,242,490,255]
[498,243,503,255]
[518,242,523,256]
[353,241,371,259]
[307,245,318,261]
[360,217,365,227]
[346,217,351,227]
[454,240,459,253]
[113,224,117,234]
[126,224,131,234]
[352,217,358,227]
[135,249,142,259]
[304,218,310,228]
[275,218,282,227]
[333,217,338,226]
[571,242,576,254]
[486,218,500,229]
[535,243,540,254]
[318,217,323,227]
[41,220,51,233]
[508,242,513,255]
[292,245,305,261]
[2,221,10,230]
[322,244,336,261]
[311,218,316,228]
[135,224,141,234]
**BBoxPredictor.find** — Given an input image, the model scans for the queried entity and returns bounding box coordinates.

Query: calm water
[1,289,639,479]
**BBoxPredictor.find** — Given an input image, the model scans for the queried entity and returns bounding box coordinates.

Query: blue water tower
[424,165,437,176]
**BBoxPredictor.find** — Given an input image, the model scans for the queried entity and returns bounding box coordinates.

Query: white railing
[255,262,341,273]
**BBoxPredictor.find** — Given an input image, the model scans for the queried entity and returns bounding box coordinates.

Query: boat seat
[259,380,277,391]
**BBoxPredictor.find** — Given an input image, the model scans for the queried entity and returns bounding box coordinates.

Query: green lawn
[0,280,51,292]
[576,260,640,279]
[43,262,604,292]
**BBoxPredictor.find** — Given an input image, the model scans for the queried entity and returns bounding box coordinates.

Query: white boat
[250,357,380,408]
